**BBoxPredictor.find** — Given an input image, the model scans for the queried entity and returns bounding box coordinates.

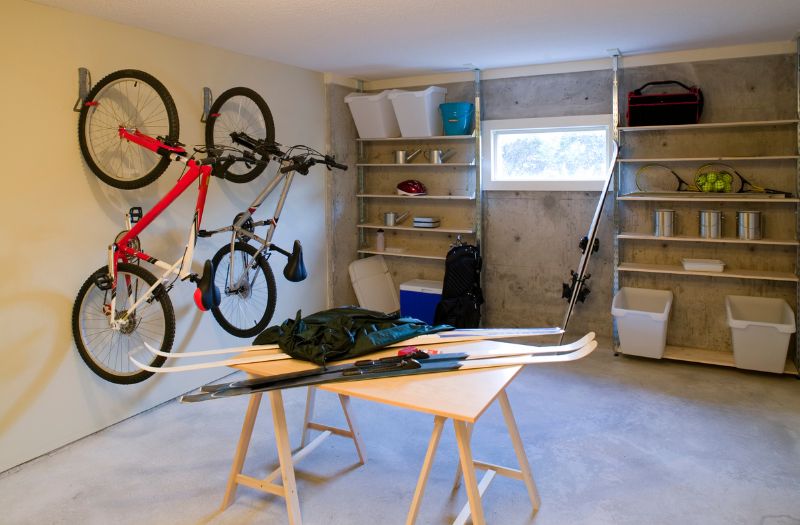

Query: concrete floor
[2,343,799,525]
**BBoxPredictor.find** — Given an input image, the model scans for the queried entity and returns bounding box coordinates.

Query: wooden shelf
[357,134,475,142]
[357,193,476,200]
[618,119,799,132]
[658,345,798,375]
[357,162,475,168]
[617,232,799,246]
[617,262,798,282]
[618,193,799,203]
[358,222,475,234]
[357,248,446,261]
[619,155,799,163]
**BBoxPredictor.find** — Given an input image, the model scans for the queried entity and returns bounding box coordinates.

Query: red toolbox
[627,80,703,126]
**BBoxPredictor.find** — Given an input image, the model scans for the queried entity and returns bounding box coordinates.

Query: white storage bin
[612,287,673,359]
[725,295,796,373]
[389,86,447,137]
[344,90,403,138]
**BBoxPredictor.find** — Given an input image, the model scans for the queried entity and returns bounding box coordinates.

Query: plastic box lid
[400,279,442,294]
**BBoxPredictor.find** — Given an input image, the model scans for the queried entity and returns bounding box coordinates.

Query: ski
[134,326,566,374]
[198,332,595,394]
[179,340,598,403]
[560,140,619,343]
[142,327,564,360]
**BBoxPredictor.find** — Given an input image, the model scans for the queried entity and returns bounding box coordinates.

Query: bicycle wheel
[72,263,176,384]
[211,242,277,338]
[205,87,275,184]
[78,69,180,189]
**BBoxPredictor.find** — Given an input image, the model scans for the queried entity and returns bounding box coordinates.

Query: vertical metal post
[356,80,367,255]
[473,69,483,250]
[795,36,799,372]
[610,50,621,351]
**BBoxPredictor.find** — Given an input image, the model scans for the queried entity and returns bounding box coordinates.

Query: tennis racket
[694,163,790,196]
[635,164,698,192]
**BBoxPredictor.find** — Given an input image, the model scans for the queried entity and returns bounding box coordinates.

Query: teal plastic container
[439,102,474,135]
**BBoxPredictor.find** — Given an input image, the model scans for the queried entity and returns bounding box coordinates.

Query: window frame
[481,114,613,191]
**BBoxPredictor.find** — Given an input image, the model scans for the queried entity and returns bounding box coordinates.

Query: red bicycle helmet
[396,179,427,196]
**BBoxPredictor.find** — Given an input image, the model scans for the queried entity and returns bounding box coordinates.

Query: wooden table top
[236,340,525,423]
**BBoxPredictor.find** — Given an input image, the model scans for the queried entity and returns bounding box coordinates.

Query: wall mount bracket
[72,67,91,112]
[201,87,213,123]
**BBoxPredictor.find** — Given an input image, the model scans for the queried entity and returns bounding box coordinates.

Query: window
[482,114,613,191]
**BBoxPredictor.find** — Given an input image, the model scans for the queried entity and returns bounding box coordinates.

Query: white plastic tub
[344,90,403,138]
[389,86,447,137]
[612,287,673,359]
[725,295,796,373]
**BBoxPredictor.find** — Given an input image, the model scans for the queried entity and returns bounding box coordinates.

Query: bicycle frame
[107,128,214,328]
[201,163,298,290]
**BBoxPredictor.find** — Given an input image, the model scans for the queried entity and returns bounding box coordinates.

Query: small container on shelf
[654,209,675,237]
[681,258,725,272]
[439,102,474,135]
[736,210,763,240]
[699,210,723,239]
[375,229,385,252]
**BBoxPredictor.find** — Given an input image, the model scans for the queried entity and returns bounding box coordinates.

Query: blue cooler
[399,279,443,325]
[439,102,474,135]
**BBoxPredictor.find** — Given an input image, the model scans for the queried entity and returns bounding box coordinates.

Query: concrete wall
[328,54,796,346]
[0,0,327,472]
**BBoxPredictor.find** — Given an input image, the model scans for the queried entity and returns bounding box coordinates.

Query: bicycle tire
[205,87,275,184]
[78,69,180,190]
[211,242,277,338]
[72,263,176,384]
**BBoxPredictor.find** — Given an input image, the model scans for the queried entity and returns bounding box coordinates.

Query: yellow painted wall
[0,0,328,472]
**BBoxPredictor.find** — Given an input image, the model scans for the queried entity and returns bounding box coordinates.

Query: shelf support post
[794,34,800,373]
[473,68,483,253]
[609,49,622,350]
[356,80,367,256]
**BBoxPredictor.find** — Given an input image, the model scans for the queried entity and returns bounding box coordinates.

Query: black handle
[632,80,696,95]
[324,155,348,171]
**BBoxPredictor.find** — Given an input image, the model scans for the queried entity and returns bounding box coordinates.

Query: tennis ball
[714,180,726,192]
[722,172,732,183]
[707,172,718,183]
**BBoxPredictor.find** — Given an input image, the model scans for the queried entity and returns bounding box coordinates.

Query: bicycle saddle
[283,240,308,282]
[193,260,221,311]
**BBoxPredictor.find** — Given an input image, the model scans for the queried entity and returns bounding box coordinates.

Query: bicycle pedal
[129,207,143,223]
[94,273,113,291]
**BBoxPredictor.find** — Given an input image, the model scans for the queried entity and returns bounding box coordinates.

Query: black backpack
[434,243,484,328]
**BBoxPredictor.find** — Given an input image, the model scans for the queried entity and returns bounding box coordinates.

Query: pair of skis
[560,141,619,342]
[133,327,565,374]
[179,332,597,403]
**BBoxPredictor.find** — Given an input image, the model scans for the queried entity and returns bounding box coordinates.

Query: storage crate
[344,90,403,138]
[725,295,796,373]
[612,287,673,359]
[439,102,474,135]
[389,87,447,137]
[400,279,443,325]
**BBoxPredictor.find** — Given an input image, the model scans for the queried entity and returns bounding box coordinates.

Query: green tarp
[253,306,452,365]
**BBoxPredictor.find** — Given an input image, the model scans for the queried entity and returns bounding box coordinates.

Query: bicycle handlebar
[279,154,347,174]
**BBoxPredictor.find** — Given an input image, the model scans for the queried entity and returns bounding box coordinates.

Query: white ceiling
[35,0,800,80]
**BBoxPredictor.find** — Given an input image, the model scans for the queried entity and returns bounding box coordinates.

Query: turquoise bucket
[439,102,474,135]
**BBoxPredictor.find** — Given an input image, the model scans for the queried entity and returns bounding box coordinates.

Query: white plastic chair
[348,255,400,313]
